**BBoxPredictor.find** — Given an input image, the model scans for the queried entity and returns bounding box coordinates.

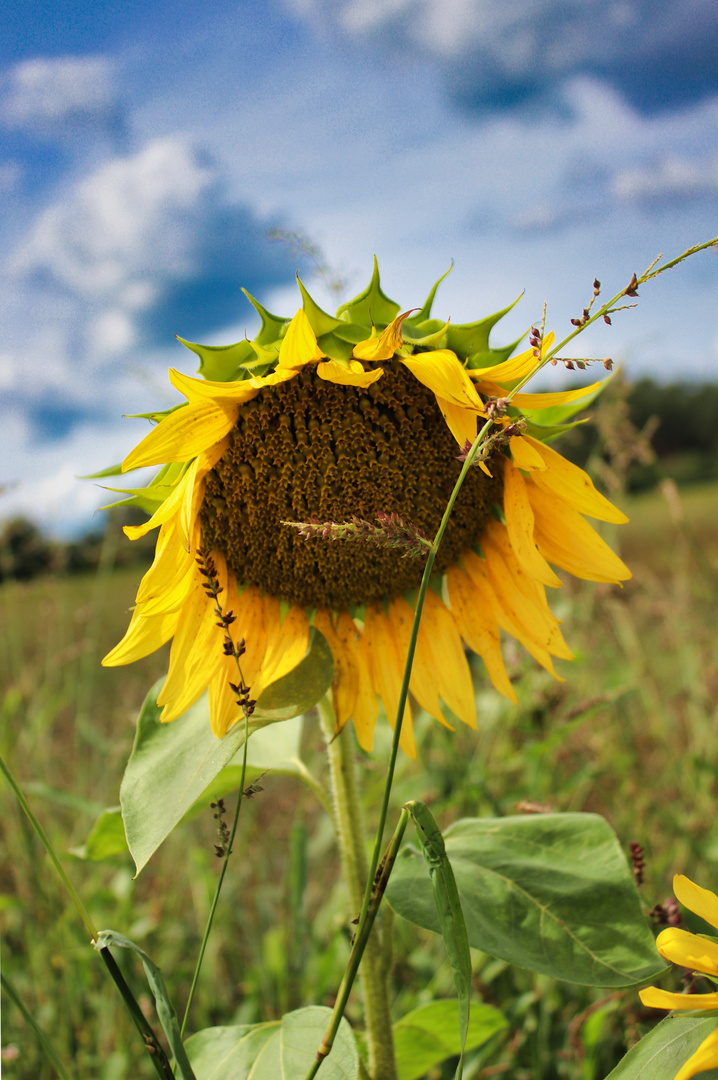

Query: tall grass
[1,481,717,1079]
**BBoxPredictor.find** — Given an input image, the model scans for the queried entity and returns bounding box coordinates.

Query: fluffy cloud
[10,136,295,353]
[611,155,718,204]
[0,56,122,136]
[286,0,718,114]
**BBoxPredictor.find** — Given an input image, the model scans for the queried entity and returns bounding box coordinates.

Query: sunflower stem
[318,697,399,1080]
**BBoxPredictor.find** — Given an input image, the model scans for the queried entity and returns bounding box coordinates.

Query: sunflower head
[103,260,630,756]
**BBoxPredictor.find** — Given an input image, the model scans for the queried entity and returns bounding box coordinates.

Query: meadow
[1,478,717,1080]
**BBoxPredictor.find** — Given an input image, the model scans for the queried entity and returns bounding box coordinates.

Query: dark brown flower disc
[200,363,503,609]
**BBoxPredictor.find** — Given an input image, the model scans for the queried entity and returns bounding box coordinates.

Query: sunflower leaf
[604,1013,718,1079]
[120,631,333,874]
[385,812,665,987]
[185,1007,359,1080]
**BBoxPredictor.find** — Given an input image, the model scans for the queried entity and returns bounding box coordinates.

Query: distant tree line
[1,378,717,583]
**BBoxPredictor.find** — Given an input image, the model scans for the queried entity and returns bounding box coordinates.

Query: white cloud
[611,155,718,202]
[11,137,215,298]
[1,56,117,128]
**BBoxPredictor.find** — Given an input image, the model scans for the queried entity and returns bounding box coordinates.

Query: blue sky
[2,0,717,535]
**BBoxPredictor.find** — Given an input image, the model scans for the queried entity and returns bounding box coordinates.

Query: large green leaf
[186,1008,359,1080]
[385,813,664,987]
[71,807,128,861]
[393,1001,507,1080]
[605,1014,718,1079]
[121,629,333,874]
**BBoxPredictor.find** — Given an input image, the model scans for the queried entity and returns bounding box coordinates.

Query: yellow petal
[157,574,222,715]
[353,310,413,361]
[420,590,476,729]
[249,367,297,389]
[387,596,451,729]
[473,331,556,384]
[509,383,600,410]
[102,605,178,666]
[254,605,309,696]
[316,359,384,387]
[436,396,479,448]
[135,519,193,604]
[168,368,260,404]
[122,399,239,471]
[638,986,718,1011]
[123,462,194,539]
[277,309,325,369]
[446,564,517,703]
[351,621,378,753]
[462,548,563,679]
[363,605,417,758]
[482,520,574,660]
[674,875,718,931]
[523,437,629,524]
[501,458,562,588]
[527,478,631,583]
[675,1028,718,1080]
[314,609,358,730]
[208,663,242,737]
[510,435,547,471]
[401,351,484,411]
[656,926,718,976]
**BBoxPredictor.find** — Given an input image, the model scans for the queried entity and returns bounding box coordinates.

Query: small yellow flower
[640,875,718,1080]
[103,262,631,752]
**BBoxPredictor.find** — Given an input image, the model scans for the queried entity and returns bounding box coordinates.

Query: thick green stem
[318,698,398,1080]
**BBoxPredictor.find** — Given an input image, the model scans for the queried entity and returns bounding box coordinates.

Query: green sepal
[177,335,256,383]
[402,317,451,348]
[240,288,288,344]
[80,462,125,480]
[447,295,523,363]
[296,274,346,337]
[316,332,356,361]
[415,263,453,321]
[330,320,373,345]
[522,417,590,445]
[466,334,526,372]
[248,339,280,366]
[125,403,184,423]
[335,255,400,327]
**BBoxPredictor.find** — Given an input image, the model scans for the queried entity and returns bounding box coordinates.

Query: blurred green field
[1,480,717,1080]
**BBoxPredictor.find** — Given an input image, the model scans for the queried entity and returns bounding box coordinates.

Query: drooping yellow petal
[674,875,718,931]
[527,478,631,583]
[471,332,555,384]
[509,383,600,410]
[387,596,451,729]
[419,589,477,728]
[522,437,629,524]
[123,461,195,540]
[169,368,261,404]
[351,621,378,753]
[254,605,309,697]
[436,397,479,448]
[314,609,358,730]
[363,605,417,758]
[639,986,718,1011]
[482,520,574,660]
[135,519,193,604]
[208,663,242,738]
[352,310,413,361]
[501,458,562,588]
[655,927,718,976]
[401,351,484,411]
[462,549,562,679]
[510,435,547,471]
[446,564,517,703]
[122,399,239,471]
[316,359,384,387]
[102,605,178,666]
[277,309,325,369]
[249,367,298,389]
[674,1029,718,1080]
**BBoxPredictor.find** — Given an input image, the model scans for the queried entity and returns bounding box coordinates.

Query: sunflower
[639,875,718,1080]
[103,262,630,757]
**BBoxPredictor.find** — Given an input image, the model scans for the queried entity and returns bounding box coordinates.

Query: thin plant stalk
[180,712,249,1038]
